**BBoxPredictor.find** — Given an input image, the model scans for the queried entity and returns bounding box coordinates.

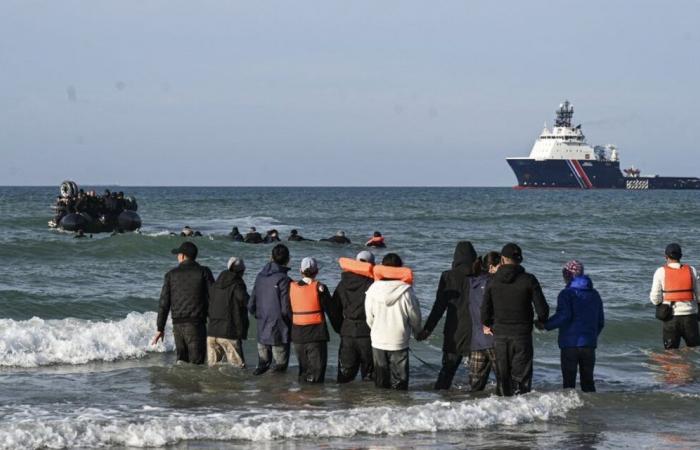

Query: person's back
[244,227,264,244]
[365,253,422,390]
[155,242,214,365]
[548,275,604,348]
[229,227,244,242]
[207,257,249,367]
[323,231,351,244]
[248,244,292,374]
[467,258,499,392]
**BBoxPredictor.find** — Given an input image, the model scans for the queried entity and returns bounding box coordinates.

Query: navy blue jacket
[469,273,495,351]
[248,262,292,345]
[544,275,605,349]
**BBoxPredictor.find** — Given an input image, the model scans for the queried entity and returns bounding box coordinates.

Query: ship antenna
[555,100,574,127]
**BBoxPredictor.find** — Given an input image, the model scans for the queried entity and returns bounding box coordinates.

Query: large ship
[506,101,700,189]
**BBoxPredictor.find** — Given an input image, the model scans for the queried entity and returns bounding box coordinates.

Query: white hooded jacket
[365,280,422,351]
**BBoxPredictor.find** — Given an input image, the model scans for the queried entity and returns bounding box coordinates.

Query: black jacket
[423,241,477,355]
[207,270,250,340]
[157,260,215,332]
[322,236,351,244]
[229,232,244,242]
[244,232,264,243]
[481,264,549,336]
[329,271,375,337]
[291,279,331,344]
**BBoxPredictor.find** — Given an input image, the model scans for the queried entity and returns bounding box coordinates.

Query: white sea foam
[0,391,582,449]
[0,312,173,367]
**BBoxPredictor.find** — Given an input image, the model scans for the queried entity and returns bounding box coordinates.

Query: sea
[1,186,700,449]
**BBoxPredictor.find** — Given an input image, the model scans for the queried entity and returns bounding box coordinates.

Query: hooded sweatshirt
[330,271,375,337]
[248,262,292,345]
[423,241,477,355]
[545,275,604,348]
[365,280,422,351]
[208,270,250,340]
[481,264,549,336]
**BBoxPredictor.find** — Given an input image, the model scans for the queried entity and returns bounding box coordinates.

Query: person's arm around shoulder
[650,267,664,305]
[530,274,550,323]
[153,271,171,344]
[544,289,573,331]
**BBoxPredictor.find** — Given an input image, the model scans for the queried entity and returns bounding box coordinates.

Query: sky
[1,0,699,186]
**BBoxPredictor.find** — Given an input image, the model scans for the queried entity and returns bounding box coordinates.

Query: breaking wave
[0,312,172,367]
[0,391,582,449]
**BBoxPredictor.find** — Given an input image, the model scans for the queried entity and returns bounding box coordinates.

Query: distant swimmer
[321,230,351,245]
[288,229,313,242]
[290,257,332,383]
[207,256,249,367]
[153,241,215,365]
[228,227,244,242]
[180,226,202,237]
[244,227,264,244]
[539,259,604,392]
[366,231,386,248]
[263,229,281,243]
[649,243,700,349]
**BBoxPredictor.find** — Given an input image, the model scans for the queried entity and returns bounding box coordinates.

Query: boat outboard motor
[59,212,91,232]
[117,210,142,232]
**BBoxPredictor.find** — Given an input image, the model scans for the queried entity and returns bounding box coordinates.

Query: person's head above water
[171,241,198,262]
[665,243,682,262]
[356,250,375,264]
[271,244,290,266]
[373,231,382,237]
[181,226,193,236]
[381,253,403,267]
[500,243,523,265]
[562,259,584,283]
[249,226,256,233]
[336,230,346,238]
[290,229,298,236]
[300,257,318,278]
[231,226,239,234]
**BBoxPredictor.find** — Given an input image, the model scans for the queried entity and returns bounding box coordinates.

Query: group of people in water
[176,225,387,247]
[153,239,698,395]
[53,189,133,226]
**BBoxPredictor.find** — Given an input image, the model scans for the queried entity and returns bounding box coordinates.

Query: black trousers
[663,314,700,349]
[434,352,463,390]
[561,347,596,392]
[294,341,327,383]
[372,348,409,390]
[337,336,374,383]
[173,322,207,365]
[494,335,533,396]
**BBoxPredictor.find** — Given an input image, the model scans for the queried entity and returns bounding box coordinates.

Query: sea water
[1,186,699,449]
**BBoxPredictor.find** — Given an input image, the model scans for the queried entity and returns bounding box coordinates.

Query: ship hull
[507,158,624,188]
[507,158,700,190]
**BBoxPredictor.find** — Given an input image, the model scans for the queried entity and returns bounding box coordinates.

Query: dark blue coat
[469,273,495,351]
[248,262,292,345]
[544,275,605,349]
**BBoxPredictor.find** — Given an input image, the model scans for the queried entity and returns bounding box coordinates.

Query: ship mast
[554,100,574,127]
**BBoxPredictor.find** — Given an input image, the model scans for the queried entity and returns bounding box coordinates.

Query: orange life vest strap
[338,258,374,279]
[373,265,413,285]
[290,281,323,325]
[368,236,385,245]
[663,265,695,302]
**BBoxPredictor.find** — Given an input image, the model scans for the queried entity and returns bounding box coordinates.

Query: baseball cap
[501,243,523,263]
[171,241,198,260]
[300,257,318,274]
[356,250,375,264]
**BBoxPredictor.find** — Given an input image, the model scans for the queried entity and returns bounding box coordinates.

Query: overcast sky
[1,1,699,186]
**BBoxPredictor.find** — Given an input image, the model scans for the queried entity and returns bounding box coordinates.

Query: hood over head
[494,264,525,284]
[370,280,412,306]
[214,269,242,288]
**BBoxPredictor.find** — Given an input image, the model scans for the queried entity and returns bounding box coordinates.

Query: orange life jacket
[373,265,414,285]
[367,236,385,246]
[338,257,374,279]
[663,265,695,302]
[290,281,324,325]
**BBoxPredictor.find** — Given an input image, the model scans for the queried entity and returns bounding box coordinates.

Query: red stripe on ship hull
[572,160,594,189]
